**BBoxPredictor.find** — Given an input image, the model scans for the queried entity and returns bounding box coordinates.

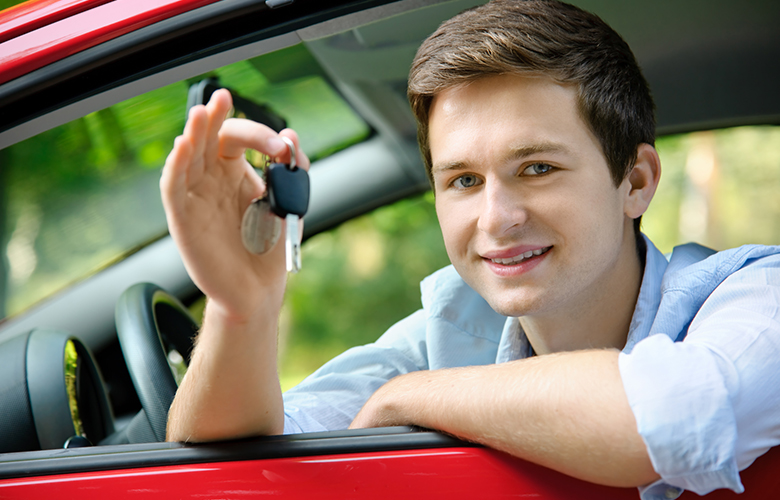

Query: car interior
[0,0,778,483]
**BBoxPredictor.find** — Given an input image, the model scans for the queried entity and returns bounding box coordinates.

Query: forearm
[161,91,307,443]
[166,299,284,442]
[351,349,658,487]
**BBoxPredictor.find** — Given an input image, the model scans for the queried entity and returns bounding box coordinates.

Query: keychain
[240,137,309,274]
[241,197,281,254]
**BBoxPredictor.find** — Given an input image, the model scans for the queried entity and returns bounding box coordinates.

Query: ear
[623,143,661,219]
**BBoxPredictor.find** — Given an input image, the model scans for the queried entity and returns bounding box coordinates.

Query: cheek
[537,178,624,245]
[570,185,626,249]
[436,198,469,258]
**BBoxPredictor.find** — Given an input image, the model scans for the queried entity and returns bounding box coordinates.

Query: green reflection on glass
[64,340,85,437]
[167,349,187,386]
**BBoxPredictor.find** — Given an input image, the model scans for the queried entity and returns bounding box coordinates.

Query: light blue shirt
[282,236,780,499]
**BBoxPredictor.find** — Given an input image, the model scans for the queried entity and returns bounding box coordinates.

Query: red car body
[0,0,220,84]
[2,442,779,499]
[0,0,778,498]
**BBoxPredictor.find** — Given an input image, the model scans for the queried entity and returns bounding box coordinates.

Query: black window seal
[0,427,473,480]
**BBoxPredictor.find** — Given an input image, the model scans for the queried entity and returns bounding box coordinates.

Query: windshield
[0,43,369,319]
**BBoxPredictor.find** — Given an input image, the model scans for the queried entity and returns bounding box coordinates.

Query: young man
[161,1,780,498]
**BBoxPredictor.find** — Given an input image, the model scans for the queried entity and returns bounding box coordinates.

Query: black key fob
[267,162,310,219]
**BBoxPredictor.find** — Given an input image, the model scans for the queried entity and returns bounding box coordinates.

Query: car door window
[0,43,369,319]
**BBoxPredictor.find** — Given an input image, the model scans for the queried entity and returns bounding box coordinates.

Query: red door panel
[1,445,777,499]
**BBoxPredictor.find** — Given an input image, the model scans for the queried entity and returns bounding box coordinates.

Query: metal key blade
[285,213,301,273]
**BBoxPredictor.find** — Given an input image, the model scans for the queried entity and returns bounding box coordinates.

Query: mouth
[486,246,552,265]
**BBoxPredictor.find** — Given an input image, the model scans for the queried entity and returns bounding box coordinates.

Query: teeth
[491,247,549,265]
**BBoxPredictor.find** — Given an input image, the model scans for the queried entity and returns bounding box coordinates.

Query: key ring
[279,136,296,170]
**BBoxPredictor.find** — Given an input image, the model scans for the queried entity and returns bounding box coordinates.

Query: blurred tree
[645,126,780,253]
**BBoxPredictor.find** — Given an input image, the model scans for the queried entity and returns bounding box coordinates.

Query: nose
[476,178,527,237]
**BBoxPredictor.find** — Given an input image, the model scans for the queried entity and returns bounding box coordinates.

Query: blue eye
[523,163,553,176]
[452,174,481,188]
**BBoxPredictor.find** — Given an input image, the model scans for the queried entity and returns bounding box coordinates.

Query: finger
[206,89,233,142]
[238,163,266,209]
[183,104,208,160]
[204,89,235,161]
[160,135,193,208]
[278,129,310,171]
[219,118,287,160]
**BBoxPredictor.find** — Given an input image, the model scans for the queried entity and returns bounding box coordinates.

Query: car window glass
[0,43,369,319]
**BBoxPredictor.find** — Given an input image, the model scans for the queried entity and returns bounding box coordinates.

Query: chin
[461,272,542,318]
[483,291,543,318]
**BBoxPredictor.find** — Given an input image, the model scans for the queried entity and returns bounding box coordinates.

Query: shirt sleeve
[282,309,429,434]
[619,255,780,498]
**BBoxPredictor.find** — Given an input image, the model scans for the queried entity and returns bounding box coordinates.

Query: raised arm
[161,89,309,442]
[350,349,659,487]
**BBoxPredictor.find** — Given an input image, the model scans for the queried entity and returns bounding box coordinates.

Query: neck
[520,232,645,356]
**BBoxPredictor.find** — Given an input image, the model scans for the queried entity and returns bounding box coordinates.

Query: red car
[0,0,779,498]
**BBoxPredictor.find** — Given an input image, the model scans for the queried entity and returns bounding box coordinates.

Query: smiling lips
[487,246,552,265]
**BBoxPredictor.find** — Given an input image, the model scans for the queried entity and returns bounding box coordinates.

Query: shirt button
[664,487,681,499]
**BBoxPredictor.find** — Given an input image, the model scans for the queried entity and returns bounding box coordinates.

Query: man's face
[430,74,638,321]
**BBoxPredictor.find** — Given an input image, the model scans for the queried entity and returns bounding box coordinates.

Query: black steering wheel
[115,283,198,442]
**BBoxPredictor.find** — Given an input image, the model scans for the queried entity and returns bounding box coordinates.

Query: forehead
[427,74,599,171]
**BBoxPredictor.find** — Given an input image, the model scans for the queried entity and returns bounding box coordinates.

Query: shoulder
[690,245,780,326]
[644,242,780,342]
[663,242,780,290]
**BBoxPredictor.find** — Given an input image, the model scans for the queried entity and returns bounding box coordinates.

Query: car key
[266,136,309,273]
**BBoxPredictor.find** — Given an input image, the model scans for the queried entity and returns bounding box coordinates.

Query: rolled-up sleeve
[619,256,780,498]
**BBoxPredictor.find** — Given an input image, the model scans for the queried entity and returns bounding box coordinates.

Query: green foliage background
[279,192,450,389]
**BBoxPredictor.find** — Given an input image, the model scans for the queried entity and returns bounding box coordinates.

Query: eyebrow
[509,141,571,160]
[431,141,572,176]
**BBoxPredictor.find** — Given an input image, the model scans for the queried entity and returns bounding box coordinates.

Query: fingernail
[267,137,285,154]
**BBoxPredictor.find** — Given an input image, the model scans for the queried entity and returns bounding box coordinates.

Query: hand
[160,89,310,322]
[350,373,418,429]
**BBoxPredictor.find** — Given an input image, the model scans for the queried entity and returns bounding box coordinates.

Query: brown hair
[408,0,655,231]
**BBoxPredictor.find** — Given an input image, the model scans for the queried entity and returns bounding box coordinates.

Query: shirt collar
[622,235,669,353]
